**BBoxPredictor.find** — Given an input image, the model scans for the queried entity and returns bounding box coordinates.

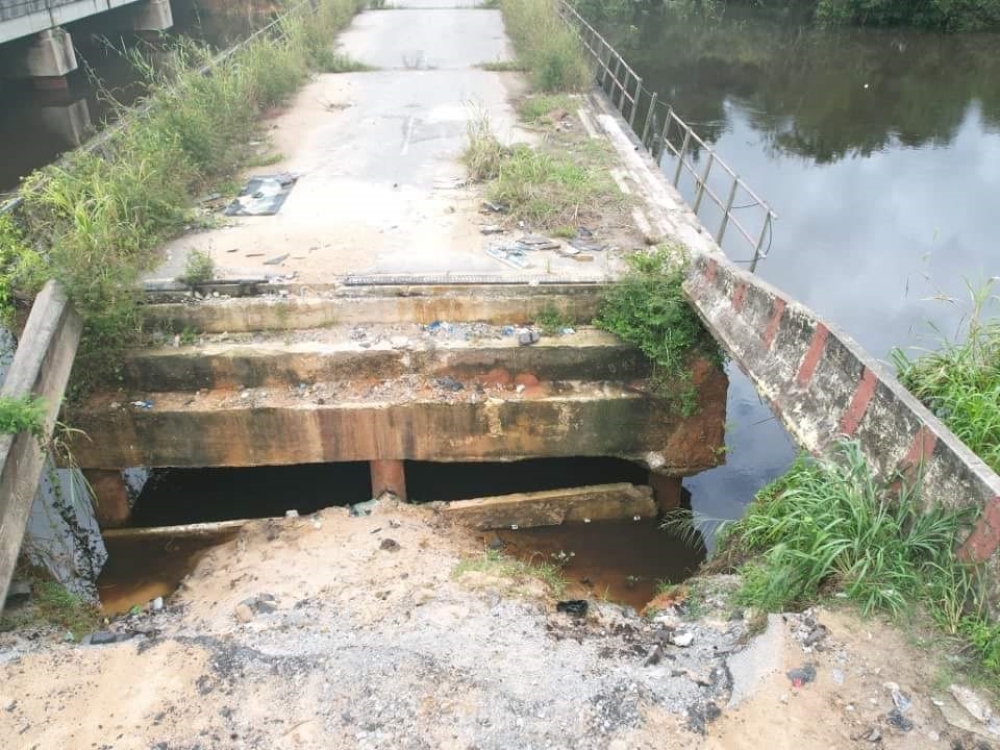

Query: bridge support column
[23,29,78,90]
[83,469,132,528]
[133,0,174,32]
[40,97,92,147]
[648,472,681,512]
[370,459,407,502]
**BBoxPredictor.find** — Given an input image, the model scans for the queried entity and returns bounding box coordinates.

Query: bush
[499,0,591,91]
[595,247,721,414]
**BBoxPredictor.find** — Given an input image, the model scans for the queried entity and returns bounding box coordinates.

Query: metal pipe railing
[558,0,778,270]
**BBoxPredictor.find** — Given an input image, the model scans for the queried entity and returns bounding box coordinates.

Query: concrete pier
[22,29,77,89]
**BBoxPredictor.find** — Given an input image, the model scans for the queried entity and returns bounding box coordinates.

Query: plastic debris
[486,245,530,269]
[480,225,504,235]
[556,600,588,617]
[131,400,154,410]
[887,708,914,732]
[786,664,817,688]
[516,235,560,251]
[224,173,298,216]
[285,510,299,518]
[263,253,289,266]
[435,376,464,392]
[349,499,378,517]
[482,200,508,213]
[379,538,401,552]
[517,330,541,346]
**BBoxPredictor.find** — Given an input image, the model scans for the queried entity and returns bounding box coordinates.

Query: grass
[463,110,509,182]
[478,60,529,72]
[0,0,365,397]
[0,395,46,438]
[497,0,591,92]
[534,303,574,335]
[724,438,1000,679]
[0,579,101,640]
[244,151,285,168]
[453,548,567,597]
[594,247,722,415]
[518,93,577,122]
[892,281,1000,475]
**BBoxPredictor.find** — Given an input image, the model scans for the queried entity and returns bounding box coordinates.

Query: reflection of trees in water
[607,11,1000,163]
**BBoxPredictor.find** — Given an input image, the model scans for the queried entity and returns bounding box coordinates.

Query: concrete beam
[119,333,649,392]
[65,363,727,473]
[0,0,150,46]
[430,482,656,529]
[0,281,83,611]
[142,284,606,333]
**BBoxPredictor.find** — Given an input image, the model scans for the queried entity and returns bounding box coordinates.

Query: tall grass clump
[0,0,365,393]
[892,281,1000,474]
[595,247,721,414]
[728,438,1000,677]
[733,441,965,614]
[499,0,590,91]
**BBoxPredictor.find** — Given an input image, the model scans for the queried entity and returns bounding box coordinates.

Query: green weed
[0,580,101,640]
[498,0,591,92]
[594,247,721,414]
[892,280,1000,474]
[0,395,46,439]
[453,547,567,597]
[534,303,574,335]
[244,151,285,168]
[178,248,215,287]
[478,60,529,72]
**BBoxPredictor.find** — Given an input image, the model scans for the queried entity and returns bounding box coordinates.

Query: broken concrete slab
[431,482,656,529]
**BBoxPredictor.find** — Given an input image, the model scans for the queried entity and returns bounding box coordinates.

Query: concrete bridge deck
[152,0,633,284]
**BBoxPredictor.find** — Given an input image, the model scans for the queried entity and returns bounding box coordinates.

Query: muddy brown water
[98,531,239,614]
[492,518,705,611]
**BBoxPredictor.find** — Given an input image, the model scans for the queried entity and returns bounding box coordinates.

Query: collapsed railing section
[558,0,777,271]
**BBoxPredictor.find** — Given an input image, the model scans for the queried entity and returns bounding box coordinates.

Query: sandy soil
[1,501,993,750]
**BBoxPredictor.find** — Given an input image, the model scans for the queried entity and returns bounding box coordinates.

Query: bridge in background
[0,0,172,85]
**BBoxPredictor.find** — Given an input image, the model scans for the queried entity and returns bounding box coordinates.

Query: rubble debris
[485,245,530,269]
[480,225,504,235]
[349,499,379,517]
[887,707,914,732]
[556,600,589,618]
[481,201,508,213]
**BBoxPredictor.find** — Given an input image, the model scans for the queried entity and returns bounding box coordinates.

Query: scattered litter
[433,177,466,190]
[435,376,464,392]
[263,253,289,266]
[485,245,530,269]
[131,400,154,410]
[245,252,265,258]
[561,327,576,335]
[863,726,881,743]
[686,702,722,735]
[225,247,239,253]
[671,631,694,648]
[556,600,588,618]
[950,684,993,724]
[832,668,845,685]
[224,173,298,216]
[379,538,401,552]
[480,225,504,235]
[426,321,454,335]
[577,226,594,238]
[569,238,607,253]
[285,510,299,518]
[482,201,508,213]
[517,330,540,346]
[349,499,378,517]
[151,597,164,613]
[887,708,914,731]
[516,235,560,251]
[889,686,912,714]
[501,325,516,336]
[786,664,817,688]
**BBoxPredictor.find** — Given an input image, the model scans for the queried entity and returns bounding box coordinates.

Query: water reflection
[608,9,1000,524]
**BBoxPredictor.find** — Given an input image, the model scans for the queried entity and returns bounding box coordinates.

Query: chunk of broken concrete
[234,603,254,623]
[671,630,694,648]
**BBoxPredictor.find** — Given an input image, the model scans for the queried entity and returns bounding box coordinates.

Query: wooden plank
[0,282,82,611]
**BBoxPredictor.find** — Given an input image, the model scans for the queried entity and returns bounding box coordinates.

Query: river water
[601,8,1000,528]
